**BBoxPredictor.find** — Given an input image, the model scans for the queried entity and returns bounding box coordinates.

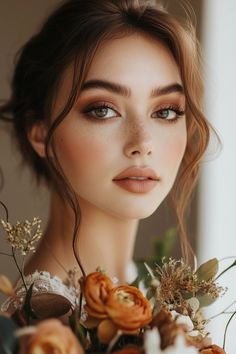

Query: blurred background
[0,0,235,352]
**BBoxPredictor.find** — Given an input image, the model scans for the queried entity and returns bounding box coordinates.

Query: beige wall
[0,1,201,291]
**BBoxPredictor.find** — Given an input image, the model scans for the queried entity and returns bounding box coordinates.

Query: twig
[11,247,27,292]
[208,300,236,320]
[215,260,236,280]
[0,200,9,221]
[223,310,236,350]
[0,251,12,257]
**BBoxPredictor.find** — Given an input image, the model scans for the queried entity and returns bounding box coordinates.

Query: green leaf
[145,288,154,300]
[195,258,219,281]
[76,323,87,346]
[134,260,150,282]
[197,293,218,307]
[129,275,140,288]
[144,262,155,279]
[0,315,19,354]
[22,282,37,322]
[69,311,88,347]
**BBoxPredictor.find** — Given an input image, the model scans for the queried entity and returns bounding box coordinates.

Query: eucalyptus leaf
[76,323,87,346]
[145,287,154,300]
[182,290,194,300]
[195,258,219,281]
[0,316,19,354]
[133,260,150,284]
[69,313,87,347]
[197,293,218,307]
[144,262,155,279]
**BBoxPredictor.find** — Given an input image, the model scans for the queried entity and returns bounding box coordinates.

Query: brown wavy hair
[0,0,219,269]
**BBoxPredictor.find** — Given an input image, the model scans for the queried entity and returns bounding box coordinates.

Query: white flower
[163,334,198,354]
[171,310,194,332]
[144,327,161,354]
[144,328,198,354]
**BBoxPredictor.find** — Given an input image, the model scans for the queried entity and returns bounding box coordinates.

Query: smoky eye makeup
[76,94,121,120]
[151,104,185,124]
[76,92,186,123]
[81,102,120,120]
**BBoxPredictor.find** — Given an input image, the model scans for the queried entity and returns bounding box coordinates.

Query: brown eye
[93,107,110,118]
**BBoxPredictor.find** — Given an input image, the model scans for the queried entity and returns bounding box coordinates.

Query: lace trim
[1,270,78,313]
[1,270,122,314]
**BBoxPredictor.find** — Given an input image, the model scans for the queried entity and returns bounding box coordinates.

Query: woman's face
[51,33,187,219]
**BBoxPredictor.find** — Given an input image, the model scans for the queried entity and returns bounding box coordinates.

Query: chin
[110,202,162,220]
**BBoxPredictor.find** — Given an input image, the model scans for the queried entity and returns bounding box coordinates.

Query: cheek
[159,129,187,172]
[166,139,186,162]
[54,127,112,178]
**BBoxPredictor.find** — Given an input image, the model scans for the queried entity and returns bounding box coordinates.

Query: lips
[113,166,160,181]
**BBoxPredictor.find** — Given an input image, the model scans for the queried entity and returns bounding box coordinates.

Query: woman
[0,0,217,285]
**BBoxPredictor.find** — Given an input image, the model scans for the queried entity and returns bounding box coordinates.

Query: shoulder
[1,270,78,317]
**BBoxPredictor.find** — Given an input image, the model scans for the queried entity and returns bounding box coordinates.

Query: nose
[123,118,153,158]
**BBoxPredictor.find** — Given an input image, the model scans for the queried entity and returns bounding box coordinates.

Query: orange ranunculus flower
[97,318,118,344]
[19,319,84,354]
[200,344,226,354]
[104,285,152,333]
[83,271,113,319]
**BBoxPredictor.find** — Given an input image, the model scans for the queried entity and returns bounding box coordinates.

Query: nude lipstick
[113,166,160,193]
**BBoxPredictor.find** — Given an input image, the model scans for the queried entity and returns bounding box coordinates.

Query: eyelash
[82,102,185,124]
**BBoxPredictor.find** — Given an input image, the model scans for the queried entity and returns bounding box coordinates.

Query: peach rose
[104,285,152,333]
[83,271,113,319]
[19,319,84,354]
[200,344,226,354]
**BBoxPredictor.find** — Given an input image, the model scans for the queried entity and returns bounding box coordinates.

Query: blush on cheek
[57,133,110,176]
[162,138,187,171]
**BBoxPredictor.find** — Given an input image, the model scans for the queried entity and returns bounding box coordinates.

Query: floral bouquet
[0,208,234,354]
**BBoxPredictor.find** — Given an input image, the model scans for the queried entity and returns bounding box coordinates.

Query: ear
[27,122,48,158]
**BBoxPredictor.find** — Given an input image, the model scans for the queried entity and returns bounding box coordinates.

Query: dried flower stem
[208,300,236,320]
[78,284,83,324]
[11,247,27,293]
[223,310,236,350]
[215,260,236,280]
[0,251,12,257]
[0,200,9,222]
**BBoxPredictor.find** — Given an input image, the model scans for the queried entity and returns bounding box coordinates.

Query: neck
[36,191,139,283]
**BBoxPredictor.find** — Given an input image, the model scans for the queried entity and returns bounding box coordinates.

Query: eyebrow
[81,79,184,98]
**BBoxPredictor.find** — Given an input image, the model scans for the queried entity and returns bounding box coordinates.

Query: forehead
[85,32,181,86]
[53,33,182,115]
